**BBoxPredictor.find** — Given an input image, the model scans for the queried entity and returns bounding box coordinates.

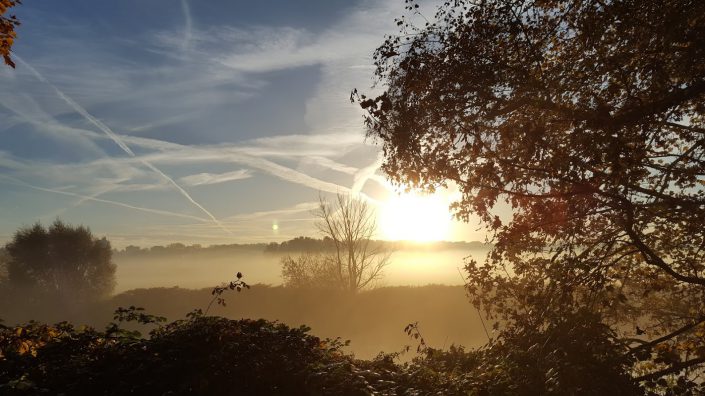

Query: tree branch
[634,357,705,383]
[629,317,705,354]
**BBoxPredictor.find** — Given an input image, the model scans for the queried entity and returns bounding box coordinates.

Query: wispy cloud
[110,148,356,196]
[352,154,384,194]
[0,175,210,223]
[126,112,199,134]
[0,0,441,246]
[180,0,194,52]
[0,150,29,170]
[129,200,323,246]
[17,56,232,235]
[0,93,107,157]
[38,183,121,222]
[179,169,251,186]
[223,201,319,221]
[211,0,404,75]
[53,131,373,195]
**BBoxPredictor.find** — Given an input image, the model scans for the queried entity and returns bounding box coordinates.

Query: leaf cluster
[0,0,20,68]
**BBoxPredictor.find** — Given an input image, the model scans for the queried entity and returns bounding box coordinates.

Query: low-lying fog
[115,248,489,293]
[2,245,493,359]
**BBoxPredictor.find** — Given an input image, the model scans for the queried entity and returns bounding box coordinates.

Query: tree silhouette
[358,0,705,389]
[282,194,390,293]
[5,220,116,301]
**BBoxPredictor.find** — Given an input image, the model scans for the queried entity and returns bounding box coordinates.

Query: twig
[457,267,491,342]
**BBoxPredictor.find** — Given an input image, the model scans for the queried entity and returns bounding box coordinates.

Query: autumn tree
[0,0,20,68]
[281,194,390,293]
[5,220,116,302]
[359,0,705,391]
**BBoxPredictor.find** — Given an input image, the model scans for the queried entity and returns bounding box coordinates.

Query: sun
[379,191,452,242]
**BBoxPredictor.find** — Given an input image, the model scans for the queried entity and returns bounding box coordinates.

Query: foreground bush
[0,315,352,395]
[0,315,480,396]
[0,310,691,395]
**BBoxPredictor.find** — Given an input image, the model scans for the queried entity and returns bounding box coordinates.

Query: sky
[0,0,483,247]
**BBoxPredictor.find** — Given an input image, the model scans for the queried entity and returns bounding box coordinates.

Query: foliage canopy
[358,0,705,389]
[4,220,116,302]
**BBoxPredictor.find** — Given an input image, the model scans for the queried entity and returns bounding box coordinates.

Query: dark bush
[0,309,665,395]
[0,316,346,395]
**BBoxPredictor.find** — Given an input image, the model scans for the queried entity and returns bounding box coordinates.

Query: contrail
[180,0,193,52]
[16,56,232,235]
[352,154,384,195]
[0,175,210,223]
[42,183,120,220]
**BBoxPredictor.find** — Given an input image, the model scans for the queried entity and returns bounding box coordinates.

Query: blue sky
[0,0,481,247]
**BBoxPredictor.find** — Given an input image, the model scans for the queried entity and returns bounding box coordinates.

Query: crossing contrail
[352,154,384,195]
[0,175,211,223]
[16,56,232,235]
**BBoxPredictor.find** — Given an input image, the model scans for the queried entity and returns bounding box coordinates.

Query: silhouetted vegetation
[356,0,705,390]
[117,242,268,257]
[0,301,670,395]
[0,274,487,395]
[0,315,349,395]
[2,221,115,304]
[115,237,489,258]
[0,283,486,359]
[281,253,339,290]
[281,194,391,293]
[265,236,334,253]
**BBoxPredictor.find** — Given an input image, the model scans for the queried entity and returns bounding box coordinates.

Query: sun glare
[380,191,452,242]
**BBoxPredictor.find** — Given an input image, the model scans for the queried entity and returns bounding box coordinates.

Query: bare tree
[316,194,390,293]
[281,194,390,293]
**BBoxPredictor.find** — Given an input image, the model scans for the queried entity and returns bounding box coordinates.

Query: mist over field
[1,241,492,359]
[114,245,489,292]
